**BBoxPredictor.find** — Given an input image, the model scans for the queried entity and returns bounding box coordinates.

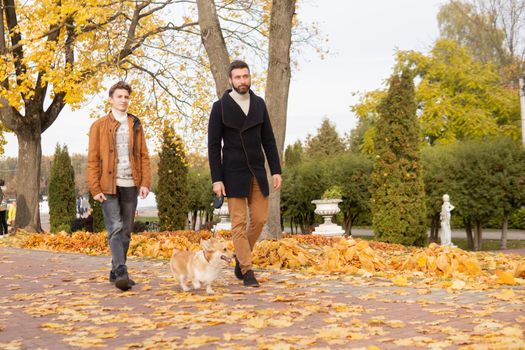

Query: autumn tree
[0,0,203,232]
[351,40,520,151]
[48,144,76,233]
[370,70,427,247]
[438,0,525,82]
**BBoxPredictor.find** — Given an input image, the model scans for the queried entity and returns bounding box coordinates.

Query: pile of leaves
[389,243,482,278]
[317,238,387,273]
[22,231,109,255]
[252,238,317,269]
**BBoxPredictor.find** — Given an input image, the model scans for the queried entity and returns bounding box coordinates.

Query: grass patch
[451,238,525,251]
[136,216,159,223]
[352,235,525,251]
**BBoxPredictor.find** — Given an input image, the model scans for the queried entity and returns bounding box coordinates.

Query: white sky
[1,0,445,158]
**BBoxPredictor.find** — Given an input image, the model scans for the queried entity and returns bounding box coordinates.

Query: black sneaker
[114,266,131,291]
[243,270,259,287]
[234,258,244,280]
[110,270,136,286]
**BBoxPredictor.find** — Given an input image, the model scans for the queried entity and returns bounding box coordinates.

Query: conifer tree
[157,129,188,231]
[371,70,427,246]
[48,144,77,233]
[284,141,304,167]
[305,118,346,158]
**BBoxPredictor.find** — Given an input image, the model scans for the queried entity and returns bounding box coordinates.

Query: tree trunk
[343,211,354,236]
[15,128,43,232]
[474,220,483,251]
[500,212,509,249]
[260,0,295,240]
[300,222,308,234]
[191,210,198,230]
[430,213,439,243]
[196,0,230,97]
[464,218,474,250]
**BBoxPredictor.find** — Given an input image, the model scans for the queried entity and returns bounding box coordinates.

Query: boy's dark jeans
[102,186,138,274]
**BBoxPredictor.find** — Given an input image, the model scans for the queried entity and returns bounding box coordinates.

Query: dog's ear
[200,239,210,251]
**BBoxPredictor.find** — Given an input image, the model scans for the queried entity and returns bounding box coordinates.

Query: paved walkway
[0,247,524,349]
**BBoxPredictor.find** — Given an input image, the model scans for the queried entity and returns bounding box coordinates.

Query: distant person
[81,195,89,215]
[7,201,16,232]
[87,81,151,291]
[76,196,82,216]
[84,208,94,233]
[0,180,7,238]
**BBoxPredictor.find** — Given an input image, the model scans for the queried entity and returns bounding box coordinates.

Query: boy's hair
[109,81,132,97]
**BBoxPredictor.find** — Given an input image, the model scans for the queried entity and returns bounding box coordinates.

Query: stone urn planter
[311,199,345,236]
[213,201,231,231]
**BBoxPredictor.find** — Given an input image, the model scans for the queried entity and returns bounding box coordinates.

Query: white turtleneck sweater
[112,108,135,187]
[229,89,250,116]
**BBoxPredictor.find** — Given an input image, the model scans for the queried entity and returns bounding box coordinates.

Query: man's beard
[233,84,250,94]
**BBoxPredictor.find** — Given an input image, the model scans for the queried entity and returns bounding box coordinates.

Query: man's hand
[213,181,226,197]
[94,193,107,203]
[273,174,282,190]
[139,186,149,199]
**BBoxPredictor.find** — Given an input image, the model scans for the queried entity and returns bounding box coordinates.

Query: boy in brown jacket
[87,81,151,291]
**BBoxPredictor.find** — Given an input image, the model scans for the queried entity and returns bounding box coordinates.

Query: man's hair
[0,180,4,186]
[228,60,250,77]
[109,81,132,97]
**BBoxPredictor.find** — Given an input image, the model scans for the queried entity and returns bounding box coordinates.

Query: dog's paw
[192,281,202,289]
[206,286,215,294]
[181,285,191,292]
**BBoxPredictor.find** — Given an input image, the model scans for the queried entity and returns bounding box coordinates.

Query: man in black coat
[208,60,282,287]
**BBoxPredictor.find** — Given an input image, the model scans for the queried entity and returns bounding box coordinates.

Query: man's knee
[252,214,268,227]
[107,222,124,240]
[231,221,247,237]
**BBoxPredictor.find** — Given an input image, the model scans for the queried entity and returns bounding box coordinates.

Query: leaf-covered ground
[0,231,524,349]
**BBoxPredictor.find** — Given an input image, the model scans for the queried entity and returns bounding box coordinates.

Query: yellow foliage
[495,269,516,285]
[252,239,316,269]
[393,243,483,278]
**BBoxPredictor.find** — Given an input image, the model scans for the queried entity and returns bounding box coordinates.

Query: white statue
[440,194,455,247]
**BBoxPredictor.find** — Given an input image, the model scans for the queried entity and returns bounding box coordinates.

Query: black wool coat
[208,89,282,198]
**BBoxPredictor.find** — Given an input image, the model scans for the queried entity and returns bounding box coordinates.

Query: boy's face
[109,89,130,112]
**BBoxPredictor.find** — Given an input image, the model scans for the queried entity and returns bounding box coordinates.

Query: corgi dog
[169,238,233,294]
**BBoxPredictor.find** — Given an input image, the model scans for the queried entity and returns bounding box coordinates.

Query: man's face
[109,89,130,112]
[229,68,251,94]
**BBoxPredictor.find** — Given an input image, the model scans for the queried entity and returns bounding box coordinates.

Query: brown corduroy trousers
[228,177,269,274]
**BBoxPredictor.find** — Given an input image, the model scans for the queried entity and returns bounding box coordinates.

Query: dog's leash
[211,195,224,239]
